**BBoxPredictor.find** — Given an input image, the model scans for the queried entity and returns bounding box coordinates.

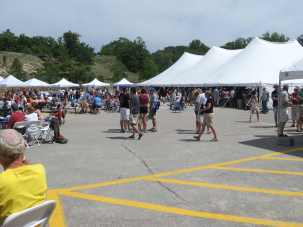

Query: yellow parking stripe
[61,191,303,227]
[66,147,303,192]
[47,190,67,227]
[261,157,303,162]
[212,167,303,176]
[147,178,303,197]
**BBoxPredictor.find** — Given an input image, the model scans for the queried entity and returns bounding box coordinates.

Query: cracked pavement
[27,106,303,226]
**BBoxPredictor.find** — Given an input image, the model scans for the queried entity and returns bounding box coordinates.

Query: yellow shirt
[0,164,47,222]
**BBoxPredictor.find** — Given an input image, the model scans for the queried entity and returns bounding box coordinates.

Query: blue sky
[0,0,302,52]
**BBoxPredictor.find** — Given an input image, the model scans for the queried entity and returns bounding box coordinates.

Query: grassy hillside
[0,51,44,76]
[0,51,140,82]
[92,55,140,83]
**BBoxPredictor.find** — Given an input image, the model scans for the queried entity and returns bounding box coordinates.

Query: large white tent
[113,78,133,87]
[24,78,49,87]
[52,78,79,88]
[83,78,110,87]
[140,52,203,86]
[280,58,303,82]
[205,38,303,86]
[0,75,25,87]
[170,47,242,87]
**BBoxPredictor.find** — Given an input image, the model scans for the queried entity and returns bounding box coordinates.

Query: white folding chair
[25,124,42,146]
[2,200,56,227]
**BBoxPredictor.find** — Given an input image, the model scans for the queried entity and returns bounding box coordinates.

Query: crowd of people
[118,87,160,139]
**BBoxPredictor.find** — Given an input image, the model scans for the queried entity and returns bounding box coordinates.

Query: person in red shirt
[8,104,25,129]
[139,89,149,132]
[291,87,301,129]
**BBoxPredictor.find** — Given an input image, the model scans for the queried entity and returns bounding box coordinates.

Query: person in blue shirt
[92,95,102,114]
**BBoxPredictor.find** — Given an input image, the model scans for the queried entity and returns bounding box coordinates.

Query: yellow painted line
[47,190,67,227]
[261,157,303,162]
[212,167,303,176]
[66,147,303,192]
[147,178,303,197]
[60,191,303,227]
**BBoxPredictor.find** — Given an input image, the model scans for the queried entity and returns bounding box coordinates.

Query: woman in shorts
[194,91,218,141]
[139,88,149,132]
[247,90,259,123]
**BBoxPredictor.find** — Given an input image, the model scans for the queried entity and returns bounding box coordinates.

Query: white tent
[280,58,303,81]
[205,38,303,86]
[140,52,203,86]
[24,78,50,87]
[0,75,25,87]
[83,78,110,87]
[170,47,242,86]
[51,78,79,88]
[113,78,133,87]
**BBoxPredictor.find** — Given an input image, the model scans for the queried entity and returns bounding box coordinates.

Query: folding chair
[39,122,54,144]
[24,124,42,147]
[2,200,56,227]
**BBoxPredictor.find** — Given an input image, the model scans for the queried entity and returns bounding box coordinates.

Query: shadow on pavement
[103,129,123,133]
[179,138,199,142]
[239,135,303,158]
[176,129,196,135]
[106,136,130,140]
[250,125,276,129]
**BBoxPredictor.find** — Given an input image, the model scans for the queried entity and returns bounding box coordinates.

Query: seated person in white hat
[0,129,47,224]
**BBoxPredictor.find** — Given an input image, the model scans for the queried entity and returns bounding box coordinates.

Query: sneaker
[150,128,157,132]
[193,136,200,141]
[128,135,135,139]
[138,133,143,140]
[121,129,125,133]
[210,138,218,142]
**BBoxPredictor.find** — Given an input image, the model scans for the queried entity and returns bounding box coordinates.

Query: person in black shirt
[119,88,130,133]
[271,85,279,127]
[194,91,218,142]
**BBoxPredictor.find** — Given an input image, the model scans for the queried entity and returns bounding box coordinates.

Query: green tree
[0,29,18,51]
[261,32,289,42]
[222,37,252,50]
[188,39,209,54]
[298,35,303,46]
[100,37,158,80]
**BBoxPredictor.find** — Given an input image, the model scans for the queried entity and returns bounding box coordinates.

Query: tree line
[0,29,302,83]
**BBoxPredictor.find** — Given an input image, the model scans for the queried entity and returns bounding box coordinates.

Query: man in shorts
[278,85,291,137]
[194,89,207,133]
[0,129,47,224]
[119,88,130,133]
[290,87,300,128]
[129,88,143,139]
[149,89,159,132]
[271,85,279,127]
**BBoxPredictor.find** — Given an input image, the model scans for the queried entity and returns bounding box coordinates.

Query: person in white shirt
[194,89,207,133]
[25,106,39,122]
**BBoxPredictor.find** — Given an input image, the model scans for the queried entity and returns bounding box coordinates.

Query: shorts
[195,112,202,122]
[291,106,300,121]
[140,106,148,114]
[129,114,139,125]
[203,113,214,127]
[120,108,130,121]
[250,105,259,113]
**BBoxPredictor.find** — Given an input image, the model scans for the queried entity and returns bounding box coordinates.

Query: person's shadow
[103,129,123,133]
